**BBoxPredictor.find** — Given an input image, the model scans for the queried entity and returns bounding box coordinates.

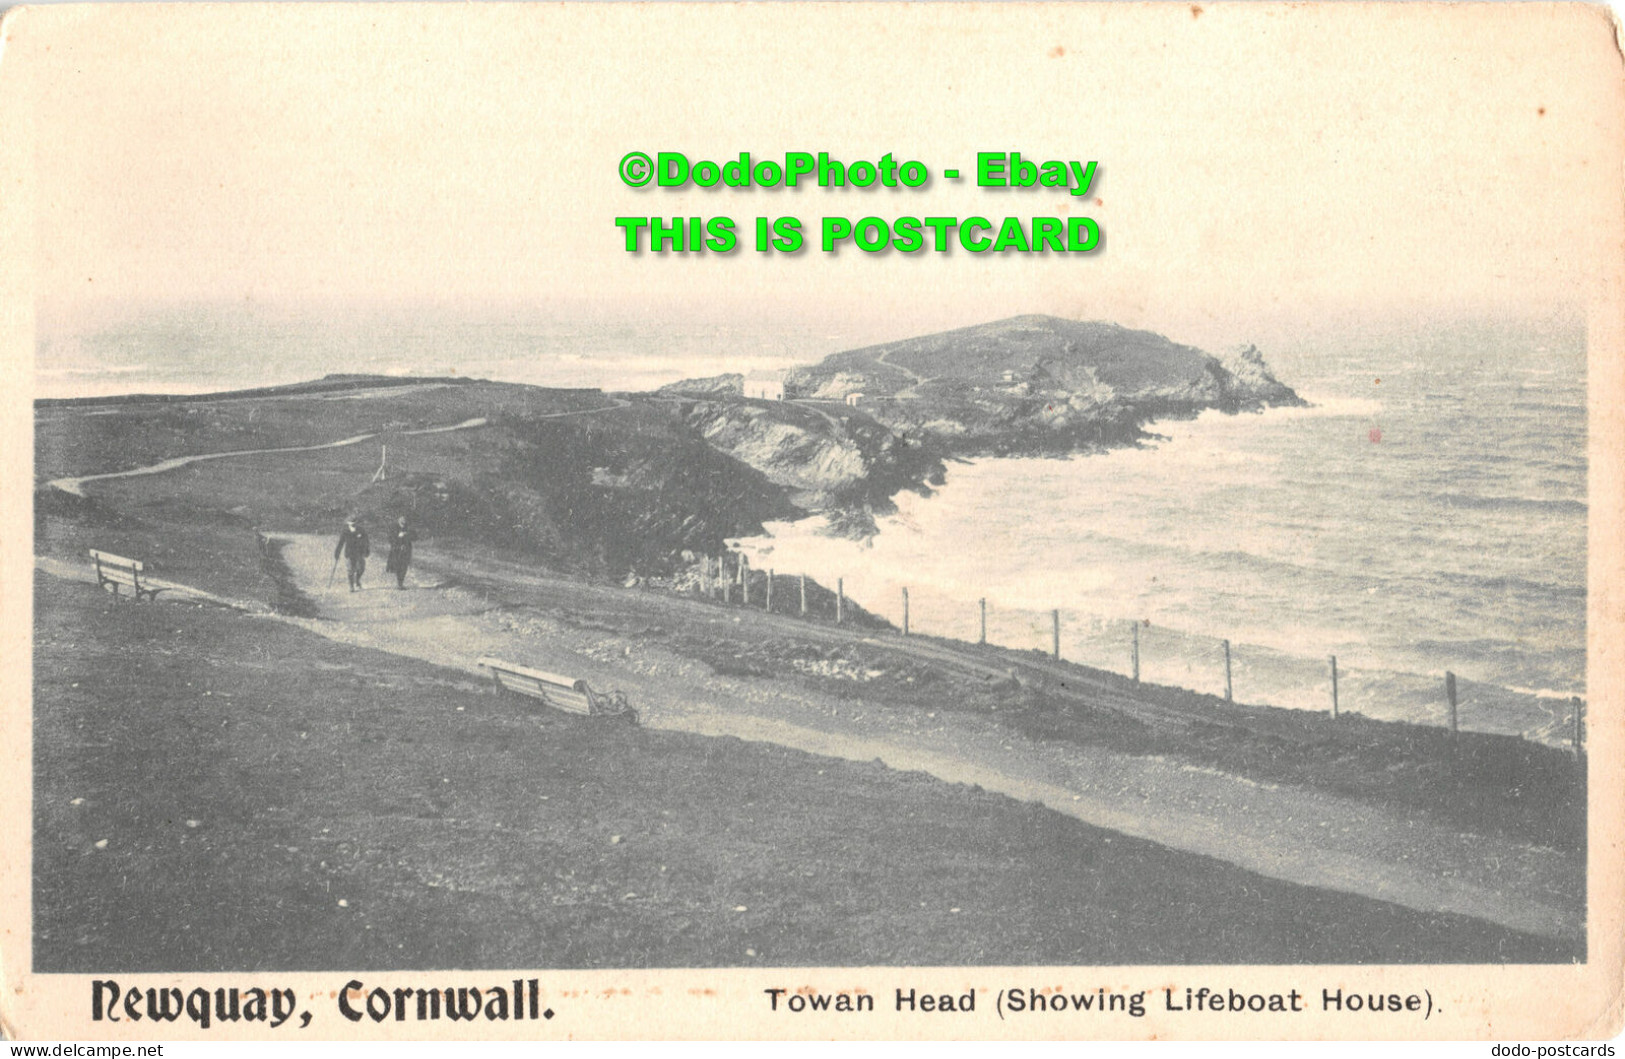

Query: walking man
[335,516,370,592]
[386,515,416,589]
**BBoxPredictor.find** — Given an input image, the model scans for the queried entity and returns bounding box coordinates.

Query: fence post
[1052,610,1060,660]
[837,578,844,625]
[1131,621,1140,684]
[979,598,987,645]
[1223,639,1233,703]
[1446,671,1458,734]
[766,570,774,611]
[902,587,910,635]
[1572,696,1584,754]
[800,574,807,617]
[1329,655,1339,718]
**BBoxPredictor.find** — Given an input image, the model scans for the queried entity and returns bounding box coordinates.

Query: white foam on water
[738,334,1587,744]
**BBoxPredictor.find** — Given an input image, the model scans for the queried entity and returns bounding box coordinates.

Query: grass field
[32,575,1573,969]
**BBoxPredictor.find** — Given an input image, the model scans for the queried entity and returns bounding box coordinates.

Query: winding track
[47,420,483,497]
[46,398,632,497]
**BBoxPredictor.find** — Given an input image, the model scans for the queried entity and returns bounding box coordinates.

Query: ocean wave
[1256,394,1385,419]
[1500,683,1587,702]
[1432,569,1587,601]
[1402,635,1585,681]
[1396,450,1585,474]
[36,364,150,377]
[1509,400,1587,415]
[1433,492,1587,515]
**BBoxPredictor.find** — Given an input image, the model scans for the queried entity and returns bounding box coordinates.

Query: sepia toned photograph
[2,1,1621,1041]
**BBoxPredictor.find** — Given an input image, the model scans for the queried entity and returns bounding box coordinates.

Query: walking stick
[327,555,339,588]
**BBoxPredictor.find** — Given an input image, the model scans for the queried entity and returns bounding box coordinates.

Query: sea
[738,319,1589,746]
[36,307,1589,745]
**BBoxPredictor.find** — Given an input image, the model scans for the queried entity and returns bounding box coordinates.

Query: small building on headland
[844,392,866,407]
[743,369,787,401]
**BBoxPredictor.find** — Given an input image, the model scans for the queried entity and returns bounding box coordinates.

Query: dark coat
[335,525,370,563]
[386,527,416,573]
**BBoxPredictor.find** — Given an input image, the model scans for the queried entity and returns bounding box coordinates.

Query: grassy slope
[391,556,1580,858]
[33,575,1571,970]
[36,382,805,587]
[667,631,1587,855]
[816,317,1219,393]
[34,379,606,481]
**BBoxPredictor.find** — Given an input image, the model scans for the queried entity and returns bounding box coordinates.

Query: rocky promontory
[781,315,1304,456]
[660,316,1305,505]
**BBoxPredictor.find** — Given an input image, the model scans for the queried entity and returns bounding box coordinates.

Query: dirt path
[36,555,272,613]
[876,346,929,385]
[788,400,848,431]
[397,547,1333,737]
[241,533,1581,942]
[46,399,633,497]
[46,418,489,497]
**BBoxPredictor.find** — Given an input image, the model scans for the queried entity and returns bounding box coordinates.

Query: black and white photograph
[3,1,1621,1041]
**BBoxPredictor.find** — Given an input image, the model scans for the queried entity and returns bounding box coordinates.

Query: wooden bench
[89,550,166,603]
[477,656,636,721]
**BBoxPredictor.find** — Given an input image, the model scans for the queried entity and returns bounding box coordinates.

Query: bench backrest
[89,550,144,586]
[477,656,594,715]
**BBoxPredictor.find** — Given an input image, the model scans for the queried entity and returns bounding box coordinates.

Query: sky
[6,2,1624,353]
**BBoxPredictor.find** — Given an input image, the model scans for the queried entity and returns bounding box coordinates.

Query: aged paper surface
[2,1,1622,1042]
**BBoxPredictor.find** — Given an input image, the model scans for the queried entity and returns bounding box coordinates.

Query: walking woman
[386,516,416,589]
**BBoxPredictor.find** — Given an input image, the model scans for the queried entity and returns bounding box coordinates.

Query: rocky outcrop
[656,314,1303,517]
[676,399,945,533]
[657,372,743,398]
[778,315,1305,456]
[1219,344,1301,406]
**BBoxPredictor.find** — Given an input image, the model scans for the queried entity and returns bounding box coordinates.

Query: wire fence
[698,550,1585,753]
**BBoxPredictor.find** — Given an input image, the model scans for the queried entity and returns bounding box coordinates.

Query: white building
[844,392,865,407]
[743,369,787,401]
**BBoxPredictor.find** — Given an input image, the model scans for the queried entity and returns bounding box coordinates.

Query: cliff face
[1218,344,1301,406]
[675,398,946,533]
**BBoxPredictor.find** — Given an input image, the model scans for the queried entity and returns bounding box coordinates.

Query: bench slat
[477,657,587,692]
[88,549,164,602]
[89,549,143,572]
[481,657,594,715]
[491,671,589,706]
